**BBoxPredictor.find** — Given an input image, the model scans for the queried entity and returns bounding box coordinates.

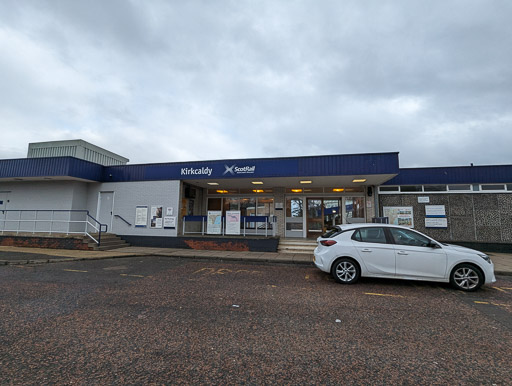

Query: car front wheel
[331,258,360,284]
[450,264,483,292]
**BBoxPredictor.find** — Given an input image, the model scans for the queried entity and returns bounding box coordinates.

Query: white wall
[0,181,89,233]
[86,180,181,237]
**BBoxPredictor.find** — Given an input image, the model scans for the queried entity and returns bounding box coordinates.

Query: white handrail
[0,209,106,245]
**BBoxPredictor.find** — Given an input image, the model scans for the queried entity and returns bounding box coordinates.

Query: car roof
[336,223,414,231]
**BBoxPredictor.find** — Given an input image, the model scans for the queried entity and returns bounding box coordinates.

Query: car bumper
[314,246,331,273]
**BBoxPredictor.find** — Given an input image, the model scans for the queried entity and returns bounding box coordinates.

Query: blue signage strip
[103,152,400,182]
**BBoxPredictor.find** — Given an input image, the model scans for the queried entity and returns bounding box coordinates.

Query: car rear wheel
[331,258,360,284]
[450,264,483,292]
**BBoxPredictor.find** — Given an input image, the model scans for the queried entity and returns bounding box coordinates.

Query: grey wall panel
[86,180,181,237]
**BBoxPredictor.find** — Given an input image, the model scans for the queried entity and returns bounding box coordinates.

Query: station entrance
[285,196,365,238]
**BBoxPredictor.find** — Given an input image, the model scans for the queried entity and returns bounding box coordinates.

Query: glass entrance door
[306,198,323,238]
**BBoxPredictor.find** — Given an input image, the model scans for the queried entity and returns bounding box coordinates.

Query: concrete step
[84,234,130,251]
[278,239,317,254]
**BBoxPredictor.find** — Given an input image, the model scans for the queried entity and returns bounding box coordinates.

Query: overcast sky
[0,1,511,167]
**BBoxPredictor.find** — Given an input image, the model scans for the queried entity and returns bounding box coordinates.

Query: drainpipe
[374,185,379,219]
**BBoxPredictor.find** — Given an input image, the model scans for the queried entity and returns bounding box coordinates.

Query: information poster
[425,218,448,228]
[425,205,446,217]
[383,206,414,228]
[207,210,222,234]
[166,207,173,216]
[135,206,148,227]
[164,216,176,229]
[225,211,241,235]
[150,206,163,228]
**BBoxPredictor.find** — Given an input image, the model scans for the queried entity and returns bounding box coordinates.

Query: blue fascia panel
[384,165,512,185]
[103,152,400,182]
[0,157,103,181]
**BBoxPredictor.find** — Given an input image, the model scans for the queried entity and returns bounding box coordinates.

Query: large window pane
[223,197,239,212]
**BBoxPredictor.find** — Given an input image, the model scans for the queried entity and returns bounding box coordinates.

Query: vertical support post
[33,210,37,234]
[183,217,186,235]
[17,210,21,235]
[50,210,54,235]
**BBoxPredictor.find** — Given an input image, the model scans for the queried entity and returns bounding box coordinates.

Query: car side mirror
[429,242,441,249]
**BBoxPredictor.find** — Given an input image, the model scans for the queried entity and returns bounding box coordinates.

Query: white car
[314,224,496,291]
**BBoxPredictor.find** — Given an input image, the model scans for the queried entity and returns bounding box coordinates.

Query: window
[481,184,505,191]
[352,227,387,244]
[322,228,342,238]
[389,228,431,247]
[423,185,447,192]
[400,186,423,192]
[448,185,471,191]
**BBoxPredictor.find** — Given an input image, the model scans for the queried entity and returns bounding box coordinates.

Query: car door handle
[397,251,408,255]
[361,248,372,252]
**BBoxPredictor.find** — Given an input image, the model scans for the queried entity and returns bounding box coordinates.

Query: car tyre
[331,258,360,284]
[450,264,483,292]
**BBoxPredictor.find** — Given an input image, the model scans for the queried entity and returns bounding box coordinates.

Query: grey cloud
[0,0,511,168]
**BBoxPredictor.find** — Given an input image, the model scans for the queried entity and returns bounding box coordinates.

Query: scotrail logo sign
[223,164,256,176]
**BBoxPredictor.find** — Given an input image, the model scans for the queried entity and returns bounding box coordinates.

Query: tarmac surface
[1,256,511,384]
[0,245,511,275]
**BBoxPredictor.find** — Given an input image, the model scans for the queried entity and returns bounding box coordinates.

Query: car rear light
[320,240,337,246]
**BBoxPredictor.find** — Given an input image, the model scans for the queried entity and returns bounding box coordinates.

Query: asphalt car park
[0,256,511,384]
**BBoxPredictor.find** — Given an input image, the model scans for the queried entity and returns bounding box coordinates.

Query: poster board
[164,216,176,229]
[425,205,446,217]
[383,206,414,228]
[225,211,241,235]
[135,206,148,227]
[207,211,222,234]
[425,217,448,228]
[150,206,163,228]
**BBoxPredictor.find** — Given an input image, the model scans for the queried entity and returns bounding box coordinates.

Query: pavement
[0,245,511,275]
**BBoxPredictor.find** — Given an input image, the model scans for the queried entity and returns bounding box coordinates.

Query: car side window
[389,228,431,247]
[352,227,387,244]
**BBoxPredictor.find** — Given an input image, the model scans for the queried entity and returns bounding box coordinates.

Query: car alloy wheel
[331,258,360,284]
[451,264,482,291]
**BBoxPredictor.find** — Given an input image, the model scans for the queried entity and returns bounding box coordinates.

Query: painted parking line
[494,287,510,293]
[364,293,404,298]
[192,267,261,275]
[120,274,145,278]
[474,300,510,307]
[63,269,88,273]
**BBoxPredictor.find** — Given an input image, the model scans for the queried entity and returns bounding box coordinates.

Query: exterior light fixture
[252,189,264,193]
[352,178,367,183]
[300,180,312,184]
[291,189,302,193]
[251,181,264,185]
[332,188,344,192]
[208,182,219,186]
[216,190,229,194]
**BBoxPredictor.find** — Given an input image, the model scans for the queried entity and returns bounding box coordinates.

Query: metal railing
[182,215,276,237]
[114,214,132,226]
[0,210,107,245]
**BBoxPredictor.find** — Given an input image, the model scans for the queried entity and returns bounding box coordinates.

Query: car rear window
[322,227,342,238]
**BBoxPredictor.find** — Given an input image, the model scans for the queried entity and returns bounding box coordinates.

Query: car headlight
[477,253,491,264]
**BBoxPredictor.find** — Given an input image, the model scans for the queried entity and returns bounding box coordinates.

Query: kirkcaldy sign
[179,164,256,178]
[180,167,213,176]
